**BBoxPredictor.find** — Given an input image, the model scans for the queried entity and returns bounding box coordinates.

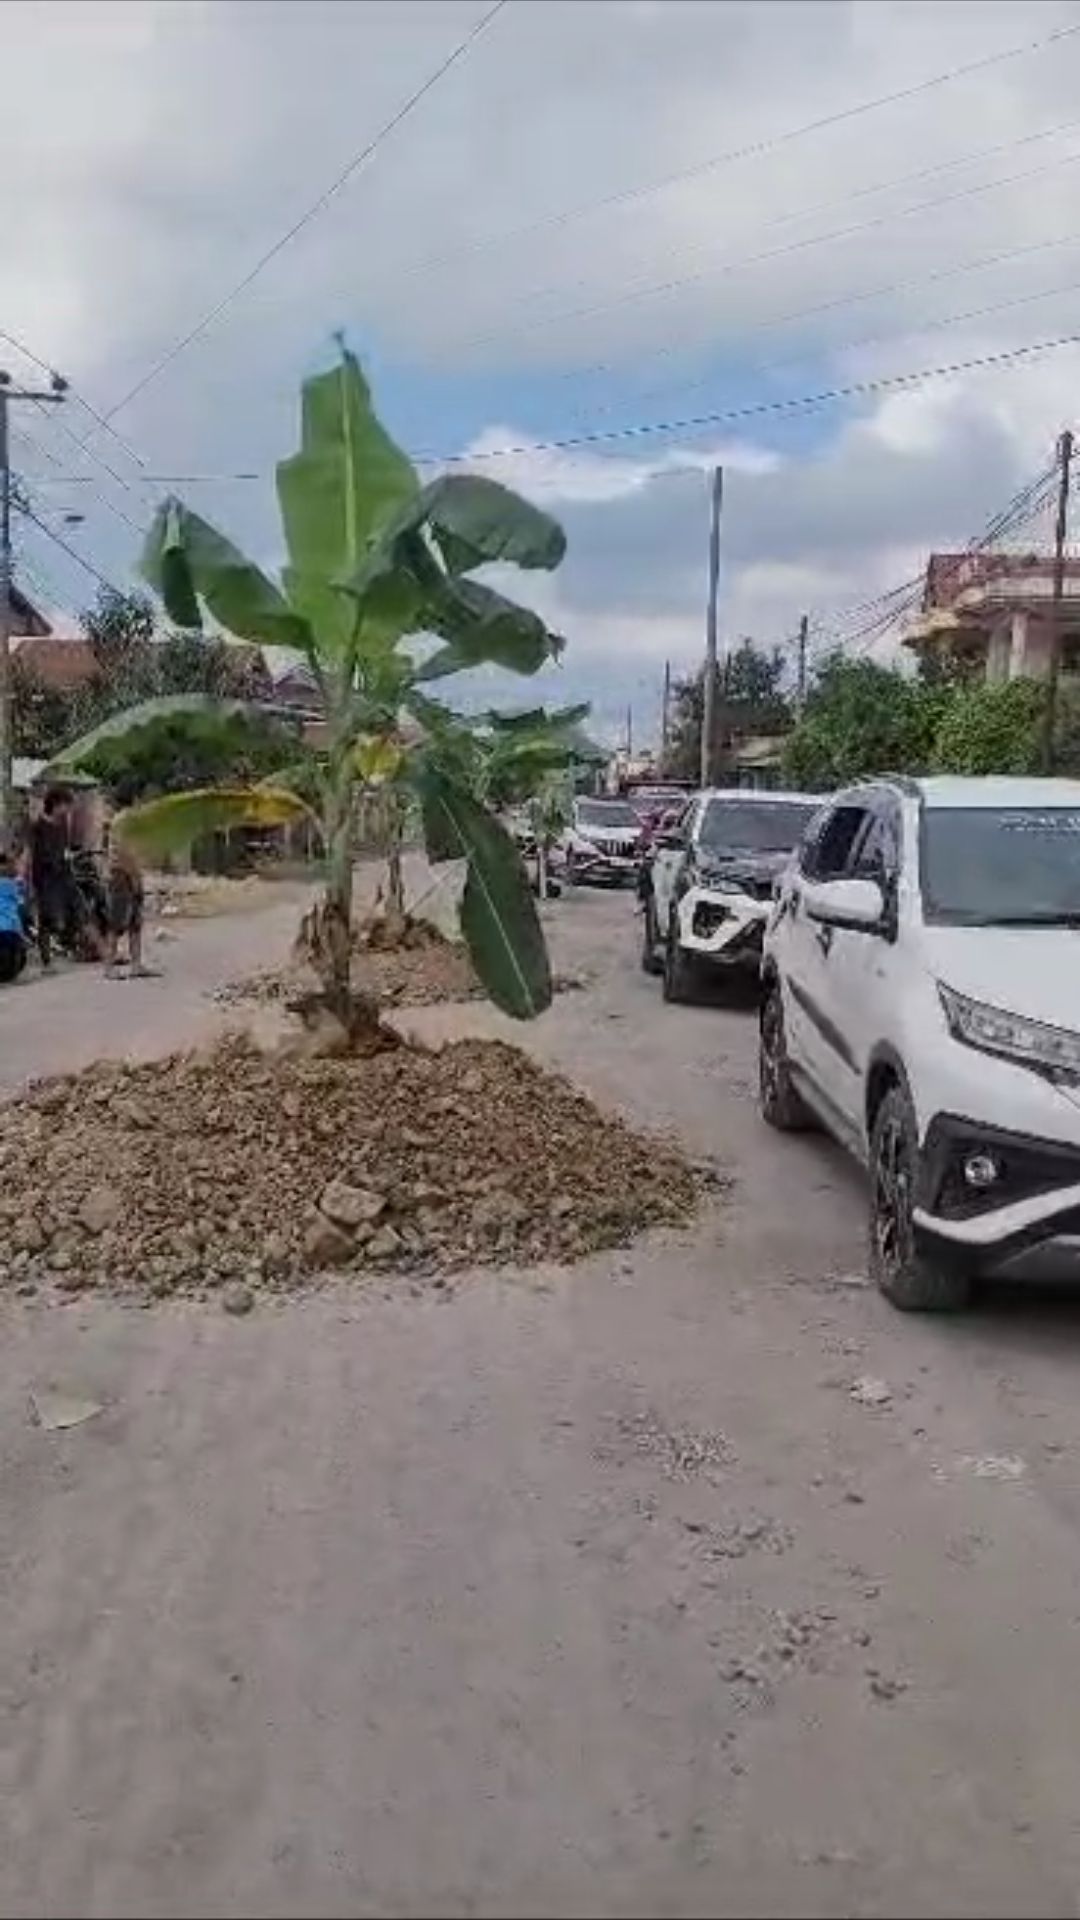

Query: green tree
[664,639,791,779]
[782,654,944,790]
[11,668,78,758]
[931,678,1047,775]
[59,346,567,1043]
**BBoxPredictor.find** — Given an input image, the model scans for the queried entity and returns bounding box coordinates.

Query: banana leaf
[114,785,317,862]
[142,501,312,652]
[415,578,563,680]
[51,695,251,769]
[277,348,417,591]
[418,765,551,1020]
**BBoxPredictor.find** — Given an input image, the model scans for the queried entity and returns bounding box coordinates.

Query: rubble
[0,1033,706,1304]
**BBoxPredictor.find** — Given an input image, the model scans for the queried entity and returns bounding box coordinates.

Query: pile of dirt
[212,944,584,1013]
[213,941,484,1012]
[0,1035,706,1303]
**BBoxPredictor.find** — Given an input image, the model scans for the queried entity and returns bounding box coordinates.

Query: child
[103,833,153,979]
[0,851,28,985]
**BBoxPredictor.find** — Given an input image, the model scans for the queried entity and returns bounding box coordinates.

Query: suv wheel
[640,895,663,975]
[759,980,812,1130]
[869,1085,971,1312]
[662,911,697,1003]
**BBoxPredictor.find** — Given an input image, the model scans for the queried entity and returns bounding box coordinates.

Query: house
[12,633,98,692]
[9,585,52,639]
[902,552,1080,682]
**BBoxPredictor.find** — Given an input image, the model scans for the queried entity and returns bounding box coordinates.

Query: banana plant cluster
[59,349,574,1030]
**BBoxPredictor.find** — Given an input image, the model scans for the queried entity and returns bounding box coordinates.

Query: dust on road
[3,884,1080,1917]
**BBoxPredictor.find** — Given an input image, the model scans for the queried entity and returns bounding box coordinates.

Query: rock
[319,1179,386,1230]
[365,1224,404,1262]
[850,1376,892,1408]
[472,1190,528,1232]
[261,1232,290,1273]
[13,1219,45,1256]
[56,1269,88,1293]
[222,1282,255,1316]
[302,1216,355,1268]
[80,1186,121,1235]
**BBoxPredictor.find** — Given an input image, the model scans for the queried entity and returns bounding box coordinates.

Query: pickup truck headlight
[938,982,1080,1083]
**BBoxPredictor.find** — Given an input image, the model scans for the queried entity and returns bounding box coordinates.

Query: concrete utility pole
[660,658,671,768]
[1041,426,1074,775]
[0,367,68,847]
[700,464,723,788]
[796,612,809,713]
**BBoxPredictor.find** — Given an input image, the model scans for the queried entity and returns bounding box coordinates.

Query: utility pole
[625,702,633,762]
[700,464,723,788]
[796,612,809,713]
[0,367,68,847]
[1041,426,1074,775]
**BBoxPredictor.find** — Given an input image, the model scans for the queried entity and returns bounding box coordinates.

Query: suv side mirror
[803,876,885,932]
[654,829,685,851]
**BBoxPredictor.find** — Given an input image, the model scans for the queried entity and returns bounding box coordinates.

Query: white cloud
[6,0,1080,737]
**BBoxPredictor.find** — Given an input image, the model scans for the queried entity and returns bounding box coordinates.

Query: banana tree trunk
[383,791,408,945]
[296,769,391,1050]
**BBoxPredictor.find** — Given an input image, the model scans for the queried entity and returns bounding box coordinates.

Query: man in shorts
[28,786,80,968]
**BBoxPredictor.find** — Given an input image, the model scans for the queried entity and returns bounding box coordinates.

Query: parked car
[760,775,1080,1312]
[642,789,822,997]
[561,797,644,886]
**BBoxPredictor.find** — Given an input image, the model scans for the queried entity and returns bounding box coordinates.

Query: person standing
[28,787,77,969]
[0,851,28,984]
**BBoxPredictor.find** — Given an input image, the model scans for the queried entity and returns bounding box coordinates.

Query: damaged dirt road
[4,887,1080,1917]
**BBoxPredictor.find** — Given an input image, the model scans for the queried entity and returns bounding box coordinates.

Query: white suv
[760,776,1080,1311]
[642,789,823,998]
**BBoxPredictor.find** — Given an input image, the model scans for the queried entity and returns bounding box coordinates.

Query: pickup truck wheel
[869,1086,971,1312]
[662,912,698,1003]
[759,981,812,1131]
[640,896,663,975]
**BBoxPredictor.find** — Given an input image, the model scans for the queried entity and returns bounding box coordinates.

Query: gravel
[0,1032,706,1303]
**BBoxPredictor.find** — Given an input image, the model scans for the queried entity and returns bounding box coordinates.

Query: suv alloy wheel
[640,895,663,974]
[662,909,697,1003]
[868,1085,971,1311]
[759,981,811,1131]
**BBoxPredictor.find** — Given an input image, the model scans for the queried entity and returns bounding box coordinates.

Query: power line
[453,136,1080,358]
[11,424,142,533]
[15,496,120,595]
[565,224,1080,401]
[422,331,1080,467]
[462,110,1080,365]
[99,0,507,426]
[576,270,1080,444]
[0,328,148,469]
[371,19,1080,297]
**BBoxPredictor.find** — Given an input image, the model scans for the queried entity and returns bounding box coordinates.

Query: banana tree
[57,347,568,1042]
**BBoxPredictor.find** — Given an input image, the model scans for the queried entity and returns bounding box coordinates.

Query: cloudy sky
[6,0,1080,740]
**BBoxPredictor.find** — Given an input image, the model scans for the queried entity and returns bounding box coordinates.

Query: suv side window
[851,806,901,884]
[801,804,872,881]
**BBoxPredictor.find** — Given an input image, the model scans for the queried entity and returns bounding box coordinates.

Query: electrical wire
[456,110,1080,366]
[0,327,148,469]
[564,225,1080,399]
[421,331,1080,467]
[453,138,1080,358]
[99,0,507,426]
[371,19,1080,295]
[11,425,142,534]
[14,496,121,595]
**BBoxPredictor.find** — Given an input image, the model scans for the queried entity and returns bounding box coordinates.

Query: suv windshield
[699,799,817,854]
[577,801,639,827]
[922,806,1080,926]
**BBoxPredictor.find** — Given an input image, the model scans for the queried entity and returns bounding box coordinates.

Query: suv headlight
[938,982,1080,1083]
